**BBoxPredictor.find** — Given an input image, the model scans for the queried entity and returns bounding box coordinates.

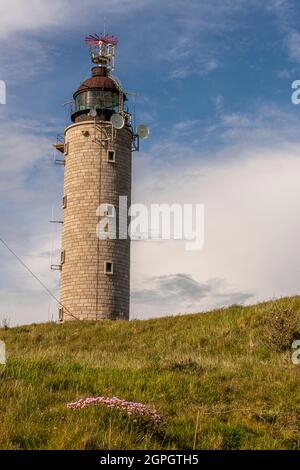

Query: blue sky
[1,0,300,325]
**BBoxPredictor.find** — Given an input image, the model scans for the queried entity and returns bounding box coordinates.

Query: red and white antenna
[85,34,118,47]
[84,32,118,72]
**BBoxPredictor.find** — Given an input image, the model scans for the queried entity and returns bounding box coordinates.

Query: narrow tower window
[58,308,64,322]
[104,261,114,275]
[104,204,115,217]
[64,142,69,156]
[107,150,116,163]
[61,250,66,265]
[62,195,68,209]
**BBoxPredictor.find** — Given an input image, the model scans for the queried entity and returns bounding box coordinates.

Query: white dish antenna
[137,124,150,140]
[89,108,97,118]
[111,113,125,129]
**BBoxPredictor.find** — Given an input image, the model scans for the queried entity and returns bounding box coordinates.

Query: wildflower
[67,396,161,425]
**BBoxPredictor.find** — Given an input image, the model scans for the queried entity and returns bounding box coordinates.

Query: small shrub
[262,301,299,352]
[0,316,10,330]
[220,423,251,450]
[168,359,204,374]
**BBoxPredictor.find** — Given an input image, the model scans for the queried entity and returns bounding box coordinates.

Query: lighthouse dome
[71,66,125,122]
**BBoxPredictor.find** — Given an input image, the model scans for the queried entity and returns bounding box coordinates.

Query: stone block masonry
[60,121,132,321]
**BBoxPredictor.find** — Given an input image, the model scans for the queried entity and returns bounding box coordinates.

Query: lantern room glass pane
[75,90,119,112]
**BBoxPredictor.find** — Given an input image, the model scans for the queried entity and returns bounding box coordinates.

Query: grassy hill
[0,297,299,450]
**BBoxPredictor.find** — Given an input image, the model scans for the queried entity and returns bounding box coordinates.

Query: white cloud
[0,236,61,326]
[211,103,300,146]
[285,30,300,64]
[0,116,55,195]
[0,0,150,39]
[267,0,300,65]
[0,37,56,83]
[0,115,63,325]
[132,274,252,319]
[169,57,219,80]
[0,0,64,38]
[173,120,200,131]
[131,105,300,318]
[153,1,251,79]
[0,0,153,82]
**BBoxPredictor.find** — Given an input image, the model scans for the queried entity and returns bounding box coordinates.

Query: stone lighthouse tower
[54,34,145,322]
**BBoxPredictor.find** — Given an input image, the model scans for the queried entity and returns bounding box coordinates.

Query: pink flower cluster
[67,396,162,425]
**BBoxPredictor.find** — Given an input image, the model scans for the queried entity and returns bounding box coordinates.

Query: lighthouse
[53,34,147,322]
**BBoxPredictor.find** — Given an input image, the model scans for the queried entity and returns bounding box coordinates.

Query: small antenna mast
[50,206,54,267]
[85,32,118,72]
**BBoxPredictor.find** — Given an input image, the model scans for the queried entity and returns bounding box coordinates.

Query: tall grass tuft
[261,299,299,352]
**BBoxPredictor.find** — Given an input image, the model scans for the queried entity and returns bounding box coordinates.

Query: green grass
[0,297,300,450]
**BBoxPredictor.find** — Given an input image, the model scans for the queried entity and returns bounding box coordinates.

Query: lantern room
[71,66,126,123]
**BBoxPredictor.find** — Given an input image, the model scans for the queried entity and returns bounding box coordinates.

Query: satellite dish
[137,124,150,140]
[111,113,125,129]
[89,108,97,118]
